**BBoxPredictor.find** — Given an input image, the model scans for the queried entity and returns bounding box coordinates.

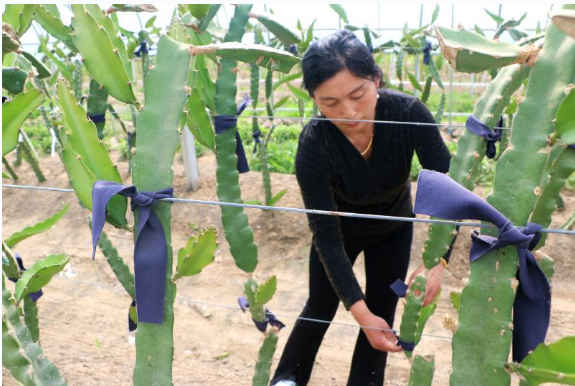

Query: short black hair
[302,29,383,97]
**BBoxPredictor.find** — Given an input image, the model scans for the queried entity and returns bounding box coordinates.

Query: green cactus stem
[70,4,137,106]
[252,331,279,386]
[244,276,277,323]
[172,226,218,282]
[190,42,299,74]
[530,145,575,249]
[534,250,555,283]
[2,242,20,280]
[2,88,44,157]
[57,78,127,227]
[185,89,215,150]
[2,23,21,60]
[505,336,575,386]
[407,355,435,386]
[197,5,221,32]
[435,26,540,73]
[87,79,109,140]
[19,134,46,182]
[84,4,133,82]
[250,11,301,46]
[214,4,259,273]
[2,157,18,180]
[21,51,51,79]
[398,275,426,358]
[33,5,76,52]
[4,204,69,248]
[2,273,68,386]
[422,64,530,269]
[73,60,83,100]
[2,67,27,94]
[14,254,69,302]
[22,296,39,342]
[130,34,191,386]
[451,14,575,385]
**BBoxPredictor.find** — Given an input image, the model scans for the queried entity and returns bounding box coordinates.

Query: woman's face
[311,69,380,134]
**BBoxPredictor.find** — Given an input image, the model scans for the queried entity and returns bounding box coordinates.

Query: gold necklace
[360,132,374,156]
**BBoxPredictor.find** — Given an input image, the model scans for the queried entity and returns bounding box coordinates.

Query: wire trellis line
[239,115,511,130]
[33,107,506,130]
[58,276,452,341]
[2,184,573,236]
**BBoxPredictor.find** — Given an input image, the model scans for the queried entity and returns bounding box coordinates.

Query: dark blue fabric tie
[423,42,432,65]
[389,279,416,351]
[214,94,252,174]
[414,169,550,362]
[238,297,285,333]
[8,254,43,302]
[88,114,106,124]
[128,299,137,331]
[289,44,298,56]
[91,180,173,324]
[252,129,262,154]
[465,115,503,159]
[134,41,149,57]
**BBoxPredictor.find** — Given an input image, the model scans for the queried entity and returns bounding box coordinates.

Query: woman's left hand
[407,263,445,306]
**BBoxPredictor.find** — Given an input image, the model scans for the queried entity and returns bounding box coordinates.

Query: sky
[10,4,556,51]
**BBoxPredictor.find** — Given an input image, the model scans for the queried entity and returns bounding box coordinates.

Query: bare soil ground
[2,152,574,386]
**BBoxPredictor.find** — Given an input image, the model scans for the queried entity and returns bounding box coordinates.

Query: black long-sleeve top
[295,89,451,310]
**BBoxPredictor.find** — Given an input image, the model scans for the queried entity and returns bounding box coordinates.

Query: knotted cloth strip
[423,42,432,65]
[87,114,106,124]
[465,115,503,159]
[134,41,149,58]
[214,94,252,173]
[7,254,43,302]
[252,129,262,154]
[238,297,285,333]
[91,180,173,324]
[414,169,550,362]
[389,279,416,351]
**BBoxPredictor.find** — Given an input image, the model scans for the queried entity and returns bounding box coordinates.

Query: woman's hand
[407,263,445,306]
[350,300,402,353]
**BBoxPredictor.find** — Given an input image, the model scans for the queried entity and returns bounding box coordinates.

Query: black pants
[271,223,413,386]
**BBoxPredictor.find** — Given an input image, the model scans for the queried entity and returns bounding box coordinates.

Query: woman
[271,30,451,386]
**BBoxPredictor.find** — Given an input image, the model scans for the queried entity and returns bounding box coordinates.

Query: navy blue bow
[288,44,298,56]
[252,129,262,154]
[414,169,550,362]
[88,114,106,124]
[8,254,44,302]
[238,297,285,333]
[423,42,432,65]
[466,115,503,159]
[134,41,149,57]
[214,94,252,173]
[91,180,173,324]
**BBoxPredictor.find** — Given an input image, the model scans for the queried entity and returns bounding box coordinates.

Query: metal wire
[33,108,501,130]
[2,184,574,236]
[58,276,451,341]
[239,115,510,130]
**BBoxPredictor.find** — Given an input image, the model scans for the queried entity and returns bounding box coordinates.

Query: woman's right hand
[350,300,402,353]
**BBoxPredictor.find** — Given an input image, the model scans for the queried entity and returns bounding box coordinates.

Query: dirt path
[2,153,574,385]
